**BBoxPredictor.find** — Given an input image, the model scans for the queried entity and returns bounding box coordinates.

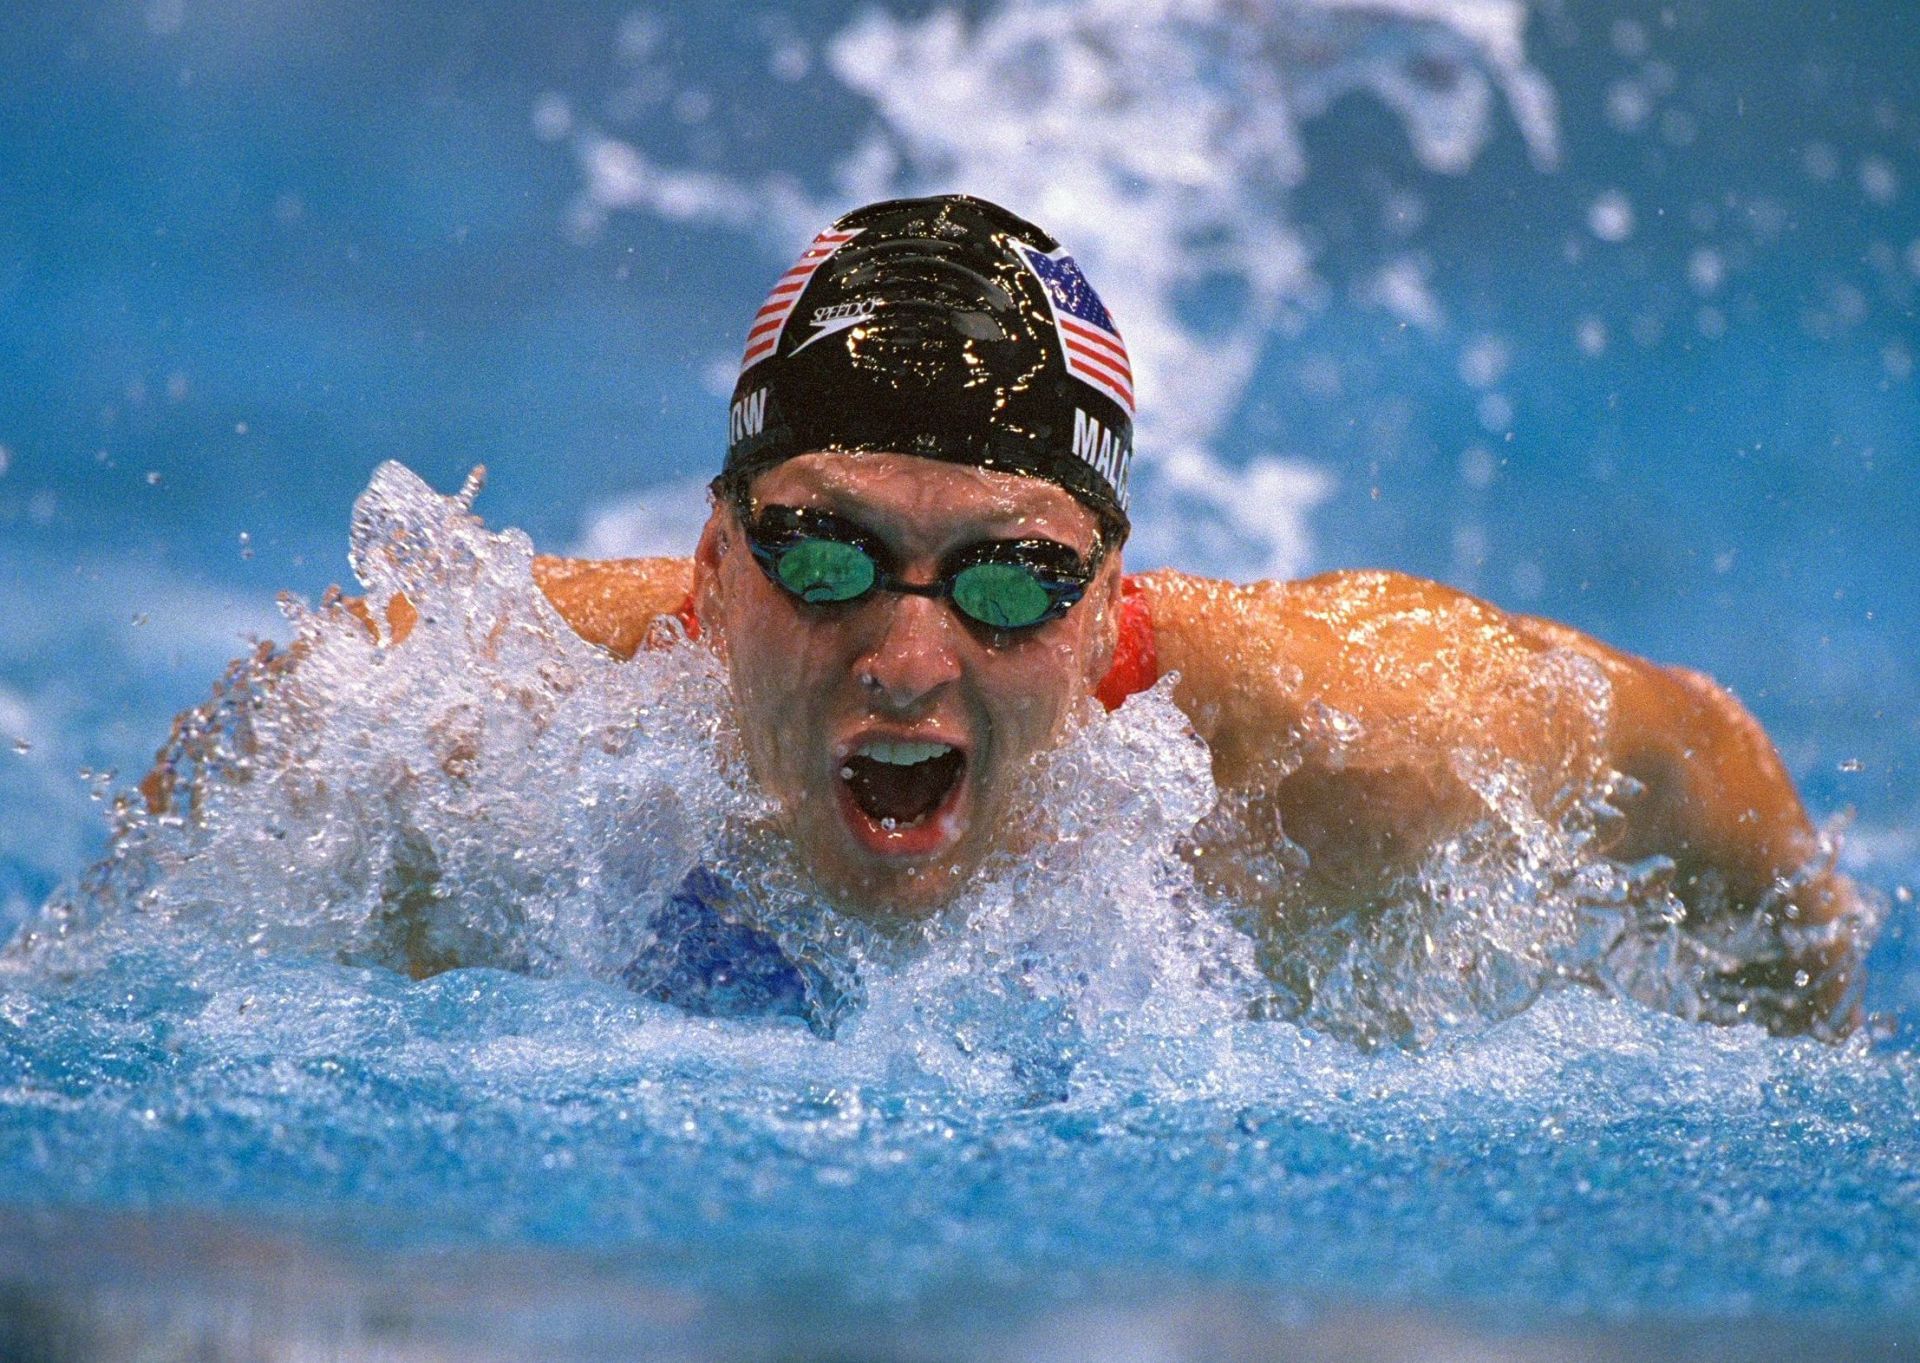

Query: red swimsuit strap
[670,574,1158,712]
[1093,575,1159,711]
[671,593,702,642]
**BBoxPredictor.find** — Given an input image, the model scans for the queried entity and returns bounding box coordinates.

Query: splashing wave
[560,0,1562,578]
[10,463,1870,1062]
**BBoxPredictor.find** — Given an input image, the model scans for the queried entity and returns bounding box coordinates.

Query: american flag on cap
[1017,244,1134,416]
[739,227,863,372]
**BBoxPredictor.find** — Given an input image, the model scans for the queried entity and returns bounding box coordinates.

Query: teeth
[855,740,954,766]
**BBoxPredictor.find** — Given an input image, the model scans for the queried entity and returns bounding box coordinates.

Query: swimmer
[147,194,1865,1037]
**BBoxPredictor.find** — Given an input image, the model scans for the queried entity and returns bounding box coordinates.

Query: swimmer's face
[693,452,1122,918]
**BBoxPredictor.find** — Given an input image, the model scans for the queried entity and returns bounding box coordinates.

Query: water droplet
[456,465,488,510]
[1802,141,1840,182]
[1605,79,1652,132]
[1476,392,1514,433]
[1588,190,1635,243]
[1610,17,1649,57]
[531,92,573,142]
[1458,336,1510,389]
[1687,247,1725,295]
[1861,156,1900,206]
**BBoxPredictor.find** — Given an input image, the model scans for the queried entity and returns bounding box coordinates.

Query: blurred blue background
[1,0,1915,925]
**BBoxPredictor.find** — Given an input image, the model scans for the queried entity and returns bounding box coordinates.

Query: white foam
[17,465,1875,1076]
[0,687,35,757]
[1124,443,1334,579]
[1362,255,1447,333]
[560,0,1562,578]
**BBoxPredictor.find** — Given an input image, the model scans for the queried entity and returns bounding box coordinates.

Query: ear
[691,506,731,656]
[1080,552,1125,691]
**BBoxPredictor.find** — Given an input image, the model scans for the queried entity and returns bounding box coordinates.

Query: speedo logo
[730,388,768,445]
[1072,408,1131,497]
[789,297,876,356]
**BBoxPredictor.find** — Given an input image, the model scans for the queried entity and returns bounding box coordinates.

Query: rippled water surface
[3,465,1915,1361]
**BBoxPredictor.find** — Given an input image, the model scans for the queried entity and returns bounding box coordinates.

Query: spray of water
[557,0,1566,578]
[8,465,1874,1071]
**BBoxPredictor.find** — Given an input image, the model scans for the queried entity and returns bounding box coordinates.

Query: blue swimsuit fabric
[620,866,852,1038]
[621,866,1074,1102]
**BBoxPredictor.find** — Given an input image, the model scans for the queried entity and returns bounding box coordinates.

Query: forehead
[747,452,1100,552]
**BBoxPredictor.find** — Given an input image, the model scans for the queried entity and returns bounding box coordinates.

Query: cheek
[978,639,1095,764]
[718,583,852,777]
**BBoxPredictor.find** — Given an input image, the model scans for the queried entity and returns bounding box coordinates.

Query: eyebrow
[788,483,1088,552]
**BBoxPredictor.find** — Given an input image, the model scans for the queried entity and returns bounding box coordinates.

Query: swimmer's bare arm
[1136,567,1859,1033]
[137,555,697,979]
[139,556,694,818]
[353,556,695,659]
[525,556,695,659]
[382,555,1850,975]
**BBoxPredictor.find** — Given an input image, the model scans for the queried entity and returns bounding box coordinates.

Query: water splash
[1,465,1912,1352]
[559,0,1561,578]
[23,462,751,982]
[11,463,1876,1064]
[9,465,1262,1096]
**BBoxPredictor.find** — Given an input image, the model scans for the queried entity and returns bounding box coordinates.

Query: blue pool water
[2,1,1917,1358]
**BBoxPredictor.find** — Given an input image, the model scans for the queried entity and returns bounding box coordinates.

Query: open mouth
[837,739,968,848]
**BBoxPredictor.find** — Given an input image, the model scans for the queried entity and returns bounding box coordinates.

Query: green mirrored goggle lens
[950,561,1055,629]
[755,513,1082,630]
[775,538,876,603]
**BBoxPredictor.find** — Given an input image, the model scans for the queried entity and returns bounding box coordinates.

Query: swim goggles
[732,494,1104,632]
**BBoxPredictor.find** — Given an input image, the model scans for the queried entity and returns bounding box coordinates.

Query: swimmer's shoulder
[531,555,694,660]
[1132,564,1507,691]
[1130,566,1575,763]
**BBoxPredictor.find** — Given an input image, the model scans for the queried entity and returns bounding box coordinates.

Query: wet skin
[688,453,1121,917]
[151,450,1865,1033]
[520,453,1865,1034]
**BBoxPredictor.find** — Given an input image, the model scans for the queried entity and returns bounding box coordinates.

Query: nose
[856,589,963,711]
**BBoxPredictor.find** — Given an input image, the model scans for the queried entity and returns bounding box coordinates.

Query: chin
[805,837,982,922]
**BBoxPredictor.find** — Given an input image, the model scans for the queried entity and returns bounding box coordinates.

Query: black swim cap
[721,194,1134,539]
